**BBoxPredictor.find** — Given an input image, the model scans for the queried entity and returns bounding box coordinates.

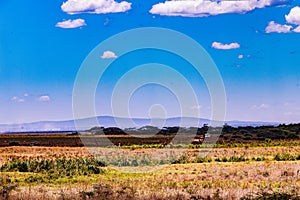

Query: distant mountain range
[0,116,280,133]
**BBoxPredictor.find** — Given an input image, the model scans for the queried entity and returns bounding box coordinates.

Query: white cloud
[101,51,118,59]
[56,19,86,29]
[17,99,24,103]
[265,21,292,33]
[293,25,300,33]
[61,0,131,14]
[212,42,240,50]
[238,54,244,59]
[23,93,29,97]
[11,96,18,101]
[11,96,24,103]
[150,0,287,17]
[260,103,270,109]
[285,6,300,25]
[38,95,50,102]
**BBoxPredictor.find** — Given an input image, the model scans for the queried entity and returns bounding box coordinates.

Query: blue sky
[1,0,300,124]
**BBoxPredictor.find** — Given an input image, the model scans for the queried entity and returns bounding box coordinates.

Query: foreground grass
[1,161,299,199]
[0,144,299,199]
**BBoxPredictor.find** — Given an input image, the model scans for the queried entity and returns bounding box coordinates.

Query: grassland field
[0,134,299,200]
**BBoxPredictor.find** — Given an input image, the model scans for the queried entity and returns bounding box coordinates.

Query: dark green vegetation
[82,123,300,146]
[220,123,300,142]
[0,158,103,183]
[1,123,300,147]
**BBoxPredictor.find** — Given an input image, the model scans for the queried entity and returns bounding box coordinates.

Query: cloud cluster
[61,0,131,14]
[150,0,287,17]
[101,51,118,59]
[265,21,292,33]
[56,19,86,29]
[11,96,24,103]
[212,42,240,50]
[266,6,300,33]
[11,94,51,103]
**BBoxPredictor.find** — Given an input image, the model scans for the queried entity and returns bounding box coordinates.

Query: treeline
[220,123,300,142]
[89,125,209,137]
[89,123,300,143]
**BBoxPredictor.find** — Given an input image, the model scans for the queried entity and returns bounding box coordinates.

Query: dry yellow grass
[3,161,299,200]
[1,146,299,199]
[0,146,299,162]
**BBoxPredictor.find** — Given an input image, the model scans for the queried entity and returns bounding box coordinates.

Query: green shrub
[0,157,104,178]
[274,154,298,161]
[173,155,189,164]
[192,157,212,163]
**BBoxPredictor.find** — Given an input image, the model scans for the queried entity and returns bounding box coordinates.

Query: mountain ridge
[0,116,280,133]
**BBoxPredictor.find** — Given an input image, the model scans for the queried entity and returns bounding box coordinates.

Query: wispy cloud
[11,96,25,103]
[190,105,202,110]
[38,95,50,102]
[56,19,86,29]
[150,0,288,17]
[61,0,131,15]
[101,51,118,59]
[212,42,240,50]
[250,103,270,110]
[265,21,292,33]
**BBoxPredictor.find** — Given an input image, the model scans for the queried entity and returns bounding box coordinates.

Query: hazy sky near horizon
[1,0,300,124]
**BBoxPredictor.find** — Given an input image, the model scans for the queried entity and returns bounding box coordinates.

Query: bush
[274,154,298,161]
[9,141,20,146]
[0,157,104,179]
[192,157,212,163]
[173,155,190,164]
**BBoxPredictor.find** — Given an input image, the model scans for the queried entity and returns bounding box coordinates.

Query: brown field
[1,132,299,147]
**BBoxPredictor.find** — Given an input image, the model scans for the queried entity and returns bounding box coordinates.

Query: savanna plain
[0,125,300,200]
